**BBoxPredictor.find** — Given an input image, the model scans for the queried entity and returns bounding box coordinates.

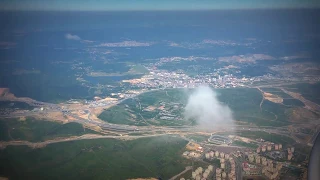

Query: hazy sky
[1,0,320,11]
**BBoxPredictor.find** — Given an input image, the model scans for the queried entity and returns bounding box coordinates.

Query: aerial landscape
[0,1,320,180]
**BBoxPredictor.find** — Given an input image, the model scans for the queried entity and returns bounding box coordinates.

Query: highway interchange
[1,89,319,180]
[0,96,314,145]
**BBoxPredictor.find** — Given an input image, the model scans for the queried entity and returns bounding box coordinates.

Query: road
[169,166,192,180]
[0,133,166,149]
[0,107,295,136]
[0,87,311,146]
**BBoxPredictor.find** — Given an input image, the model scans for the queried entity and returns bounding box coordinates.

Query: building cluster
[245,153,283,179]
[190,166,214,180]
[205,150,230,160]
[182,151,201,159]
[180,135,301,180]
[204,150,236,180]
[256,143,282,153]
[182,142,204,159]
[179,137,303,180]
[242,162,259,175]
[180,163,236,180]
[124,67,254,89]
[262,161,282,179]
[257,143,296,161]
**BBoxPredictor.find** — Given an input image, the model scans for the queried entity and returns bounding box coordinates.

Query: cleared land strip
[169,166,192,180]
[281,88,320,112]
[0,134,165,149]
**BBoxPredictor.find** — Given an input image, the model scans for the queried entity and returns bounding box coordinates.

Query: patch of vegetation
[285,83,320,104]
[185,135,209,142]
[130,64,149,74]
[236,131,295,146]
[0,118,101,142]
[100,88,295,127]
[282,168,303,178]
[260,88,279,92]
[232,140,258,149]
[216,88,291,126]
[293,143,312,155]
[99,89,192,126]
[98,105,147,126]
[0,101,34,110]
[261,100,289,122]
[0,135,189,180]
[203,158,221,167]
[282,99,305,107]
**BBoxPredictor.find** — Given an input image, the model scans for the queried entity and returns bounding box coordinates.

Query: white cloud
[280,54,310,60]
[168,39,252,49]
[97,41,153,47]
[184,86,234,130]
[82,40,94,43]
[168,42,181,47]
[65,33,81,41]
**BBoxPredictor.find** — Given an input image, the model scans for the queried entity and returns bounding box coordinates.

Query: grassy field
[235,131,296,146]
[0,135,189,180]
[99,88,193,126]
[185,135,209,143]
[215,88,291,126]
[232,140,259,149]
[0,118,100,142]
[282,99,305,107]
[285,83,320,104]
[203,158,221,167]
[99,88,297,127]
[0,101,34,110]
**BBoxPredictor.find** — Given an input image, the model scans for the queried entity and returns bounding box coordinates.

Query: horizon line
[1,7,320,13]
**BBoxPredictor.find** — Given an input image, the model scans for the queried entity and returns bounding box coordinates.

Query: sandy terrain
[0,88,37,103]
[0,88,9,96]
[33,111,70,123]
[83,124,103,132]
[0,88,15,99]
[263,92,283,103]
[236,136,254,143]
[186,142,200,151]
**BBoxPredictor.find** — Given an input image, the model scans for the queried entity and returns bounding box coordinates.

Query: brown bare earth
[33,111,70,123]
[83,124,103,132]
[0,88,14,99]
[281,88,320,112]
[263,92,283,103]
[90,106,112,122]
[0,88,35,102]
[18,116,26,121]
[0,88,9,96]
[185,142,200,151]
